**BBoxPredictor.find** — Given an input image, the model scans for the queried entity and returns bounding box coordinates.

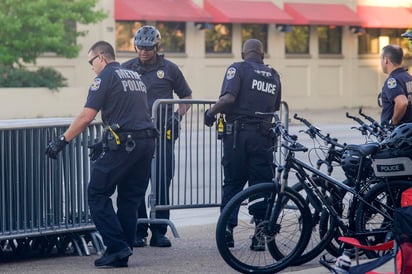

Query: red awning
[284,3,361,26]
[357,5,412,28]
[115,0,212,22]
[204,0,293,24]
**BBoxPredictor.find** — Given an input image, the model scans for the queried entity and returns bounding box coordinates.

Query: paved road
[0,107,395,273]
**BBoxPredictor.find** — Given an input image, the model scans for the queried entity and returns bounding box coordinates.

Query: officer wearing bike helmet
[380,44,412,127]
[204,38,282,250]
[46,41,156,267]
[122,25,192,248]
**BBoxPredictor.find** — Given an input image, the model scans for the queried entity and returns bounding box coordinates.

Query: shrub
[0,65,67,91]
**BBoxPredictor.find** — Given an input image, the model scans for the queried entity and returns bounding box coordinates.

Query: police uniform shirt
[219,57,281,122]
[85,62,153,130]
[121,55,192,112]
[381,67,412,125]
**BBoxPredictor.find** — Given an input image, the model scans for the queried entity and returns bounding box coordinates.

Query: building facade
[27,0,412,117]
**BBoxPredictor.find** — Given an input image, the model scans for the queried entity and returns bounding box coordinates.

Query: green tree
[0,0,107,67]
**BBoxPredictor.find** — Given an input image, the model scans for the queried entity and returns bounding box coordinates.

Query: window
[205,24,232,54]
[115,21,186,53]
[358,29,407,54]
[318,26,342,54]
[241,24,268,53]
[156,22,186,53]
[115,21,145,52]
[285,26,310,54]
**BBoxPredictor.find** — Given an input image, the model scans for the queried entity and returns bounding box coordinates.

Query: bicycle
[292,110,395,261]
[284,119,412,262]
[215,115,313,273]
[291,113,348,263]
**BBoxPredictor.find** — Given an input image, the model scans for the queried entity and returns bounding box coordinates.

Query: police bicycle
[271,113,412,264]
[216,112,412,273]
[215,113,313,273]
[290,113,347,264]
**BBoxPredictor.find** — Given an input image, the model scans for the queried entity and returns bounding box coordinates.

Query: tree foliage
[0,0,107,67]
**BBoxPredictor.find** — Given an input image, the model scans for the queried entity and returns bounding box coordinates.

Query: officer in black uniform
[204,39,281,250]
[45,41,156,268]
[122,25,192,248]
[379,44,412,127]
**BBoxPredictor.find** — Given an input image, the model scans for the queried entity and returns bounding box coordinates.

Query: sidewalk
[0,208,395,274]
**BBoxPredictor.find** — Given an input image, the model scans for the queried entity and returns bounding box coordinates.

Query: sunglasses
[88,55,100,66]
[137,45,156,51]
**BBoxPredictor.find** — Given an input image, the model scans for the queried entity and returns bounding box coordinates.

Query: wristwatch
[59,134,68,143]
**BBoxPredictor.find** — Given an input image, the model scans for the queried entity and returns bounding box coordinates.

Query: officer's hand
[166,111,181,141]
[45,135,68,159]
[88,141,103,161]
[204,109,216,127]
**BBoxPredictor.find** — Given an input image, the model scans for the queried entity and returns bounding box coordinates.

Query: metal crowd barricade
[142,99,289,238]
[0,119,104,256]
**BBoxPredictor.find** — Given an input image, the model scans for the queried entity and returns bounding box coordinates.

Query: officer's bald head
[242,39,264,60]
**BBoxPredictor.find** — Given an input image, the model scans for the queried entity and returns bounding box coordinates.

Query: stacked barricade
[0,119,104,257]
[0,100,289,256]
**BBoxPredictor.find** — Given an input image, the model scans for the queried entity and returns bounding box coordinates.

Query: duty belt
[238,122,263,131]
[118,128,158,140]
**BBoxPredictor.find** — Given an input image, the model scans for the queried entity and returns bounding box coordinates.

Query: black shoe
[225,227,234,248]
[108,257,129,268]
[250,219,265,251]
[150,234,172,247]
[250,235,265,251]
[94,247,132,267]
[133,237,147,248]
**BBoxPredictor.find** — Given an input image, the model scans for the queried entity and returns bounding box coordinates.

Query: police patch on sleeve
[387,78,397,89]
[226,67,236,80]
[90,78,101,91]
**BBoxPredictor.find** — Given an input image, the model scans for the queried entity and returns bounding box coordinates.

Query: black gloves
[204,109,216,127]
[88,141,103,161]
[166,111,181,141]
[45,135,68,159]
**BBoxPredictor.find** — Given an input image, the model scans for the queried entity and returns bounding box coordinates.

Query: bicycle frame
[279,147,393,232]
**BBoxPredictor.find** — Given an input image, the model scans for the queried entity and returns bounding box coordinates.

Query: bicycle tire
[318,183,352,257]
[292,181,339,263]
[355,179,412,258]
[216,182,312,273]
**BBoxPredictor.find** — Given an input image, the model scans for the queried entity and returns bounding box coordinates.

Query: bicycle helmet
[134,25,161,47]
[380,123,412,149]
[341,149,372,180]
[401,30,412,41]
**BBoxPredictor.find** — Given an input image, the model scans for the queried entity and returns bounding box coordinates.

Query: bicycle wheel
[355,179,412,258]
[318,182,352,257]
[291,180,338,265]
[216,182,312,273]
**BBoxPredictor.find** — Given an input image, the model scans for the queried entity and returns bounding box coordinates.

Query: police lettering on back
[115,69,147,93]
[251,69,277,95]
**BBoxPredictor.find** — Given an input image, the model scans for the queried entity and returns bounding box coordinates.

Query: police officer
[45,41,156,267]
[122,25,192,248]
[379,44,412,127]
[204,39,281,250]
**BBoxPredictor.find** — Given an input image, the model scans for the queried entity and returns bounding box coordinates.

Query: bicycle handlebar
[347,109,389,140]
[346,111,377,136]
[255,112,308,152]
[358,108,389,135]
[294,113,345,148]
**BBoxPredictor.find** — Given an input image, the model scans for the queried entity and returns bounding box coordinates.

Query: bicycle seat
[345,142,380,156]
